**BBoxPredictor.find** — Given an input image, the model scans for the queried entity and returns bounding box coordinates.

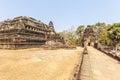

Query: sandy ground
[0,47,83,80]
[87,47,120,80]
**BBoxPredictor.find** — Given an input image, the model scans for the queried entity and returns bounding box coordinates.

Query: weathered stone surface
[87,47,120,80]
[83,25,98,48]
[0,16,64,49]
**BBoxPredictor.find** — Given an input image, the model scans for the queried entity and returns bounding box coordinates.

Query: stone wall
[0,16,64,49]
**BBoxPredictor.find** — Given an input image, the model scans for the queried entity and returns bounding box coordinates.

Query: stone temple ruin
[83,25,98,48]
[0,16,64,49]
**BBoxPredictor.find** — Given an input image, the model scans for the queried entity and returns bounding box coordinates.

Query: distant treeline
[58,22,120,50]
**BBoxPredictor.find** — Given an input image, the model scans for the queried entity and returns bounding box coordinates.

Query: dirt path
[0,48,83,80]
[87,47,120,80]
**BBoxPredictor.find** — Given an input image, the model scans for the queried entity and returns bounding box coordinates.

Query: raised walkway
[86,46,120,80]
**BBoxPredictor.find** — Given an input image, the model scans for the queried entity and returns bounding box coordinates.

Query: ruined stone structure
[83,25,98,48]
[0,16,64,49]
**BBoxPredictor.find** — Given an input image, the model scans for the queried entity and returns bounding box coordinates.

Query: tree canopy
[107,23,120,50]
[59,22,120,50]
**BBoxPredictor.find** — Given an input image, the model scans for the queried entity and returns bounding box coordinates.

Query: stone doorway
[88,42,90,46]
[94,43,98,48]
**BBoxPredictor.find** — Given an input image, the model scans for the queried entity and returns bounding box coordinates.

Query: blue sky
[0,0,120,32]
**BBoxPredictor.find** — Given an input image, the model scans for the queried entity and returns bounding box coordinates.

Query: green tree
[76,25,85,45]
[99,29,112,46]
[107,23,120,51]
[95,22,106,28]
[95,22,106,36]
[76,25,84,37]
[90,24,97,29]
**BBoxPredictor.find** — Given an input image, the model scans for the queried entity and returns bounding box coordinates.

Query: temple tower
[83,25,95,47]
[49,21,55,35]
